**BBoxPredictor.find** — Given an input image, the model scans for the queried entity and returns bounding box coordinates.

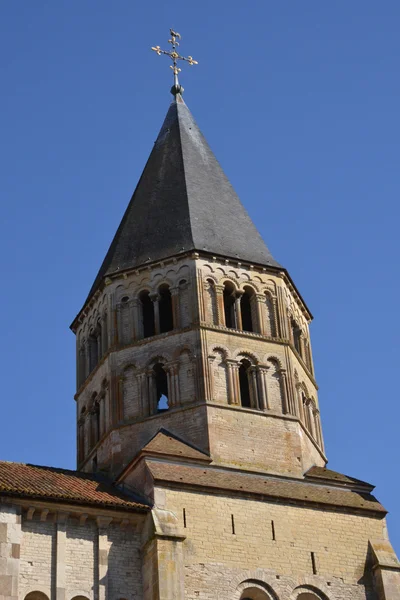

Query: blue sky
[0,1,399,552]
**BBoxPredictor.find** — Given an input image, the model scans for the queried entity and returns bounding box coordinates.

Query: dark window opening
[239,359,252,408]
[153,363,169,412]
[94,402,100,444]
[223,282,236,328]
[140,291,155,338]
[292,319,302,355]
[241,288,254,332]
[159,285,173,333]
[88,333,98,372]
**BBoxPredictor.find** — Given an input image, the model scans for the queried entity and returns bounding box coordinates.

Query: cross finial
[152,29,198,96]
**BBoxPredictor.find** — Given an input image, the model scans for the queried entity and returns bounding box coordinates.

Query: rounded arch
[146,354,171,369]
[136,285,152,299]
[172,345,193,361]
[204,274,218,285]
[24,592,50,600]
[263,354,285,370]
[214,266,227,277]
[123,362,137,373]
[210,345,230,360]
[265,278,277,293]
[115,284,129,300]
[202,263,215,275]
[155,277,174,290]
[220,276,239,291]
[236,579,279,600]
[264,288,276,301]
[298,380,310,398]
[70,595,91,600]
[290,584,329,600]
[87,392,98,410]
[234,349,260,364]
[240,282,259,294]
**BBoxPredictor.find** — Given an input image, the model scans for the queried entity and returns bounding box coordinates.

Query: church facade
[0,87,399,600]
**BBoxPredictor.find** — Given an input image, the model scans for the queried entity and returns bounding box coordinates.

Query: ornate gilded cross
[152,29,198,95]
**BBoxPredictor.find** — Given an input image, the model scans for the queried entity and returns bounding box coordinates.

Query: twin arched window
[223,283,256,332]
[139,284,174,338]
[78,313,108,386]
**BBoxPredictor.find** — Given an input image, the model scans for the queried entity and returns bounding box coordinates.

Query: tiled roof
[0,461,150,511]
[146,462,386,515]
[141,429,211,462]
[305,466,374,490]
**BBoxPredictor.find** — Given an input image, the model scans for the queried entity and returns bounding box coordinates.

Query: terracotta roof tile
[146,462,386,515]
[0,462,149,511]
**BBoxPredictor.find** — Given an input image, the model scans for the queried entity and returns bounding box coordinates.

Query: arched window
[297,593,326,600]
[239,586,276,600]
[88,331,98,372]
[303,394,312,433]
[239,359,252,408]
[291,319,302,355]
[102,312,109,353]
[78,341,86,386]
[90,394,100,447]
[24,593,50,600]
[78,407,86,462]
[241,286,255,332]
[153,362,169,412]
[94,401,100,444]
[158,284,173,333]
[223,282,236,328]
[140,290,155,338]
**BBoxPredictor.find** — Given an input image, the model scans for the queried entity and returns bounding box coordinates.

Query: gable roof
[140,428,211,462]
[0,461,149,511]
[87,94,281,300]
[116,428,211,483]
[145,462,386,515]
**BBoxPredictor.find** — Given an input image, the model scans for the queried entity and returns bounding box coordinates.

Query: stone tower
[66,90,400,599]
[71,93,323,481]
[1,42,399,600]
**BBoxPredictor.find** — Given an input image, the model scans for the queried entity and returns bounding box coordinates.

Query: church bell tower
[70,44,324,480]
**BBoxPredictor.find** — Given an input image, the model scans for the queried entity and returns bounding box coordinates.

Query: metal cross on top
[152,29,198,95]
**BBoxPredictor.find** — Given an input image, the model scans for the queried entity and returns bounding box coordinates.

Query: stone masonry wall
[10,511,143,600]
[158,487,386,600]
[206,405,323,476]
[20,520,55,597]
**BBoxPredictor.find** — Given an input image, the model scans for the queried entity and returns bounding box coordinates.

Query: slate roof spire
[87,94,281,299]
